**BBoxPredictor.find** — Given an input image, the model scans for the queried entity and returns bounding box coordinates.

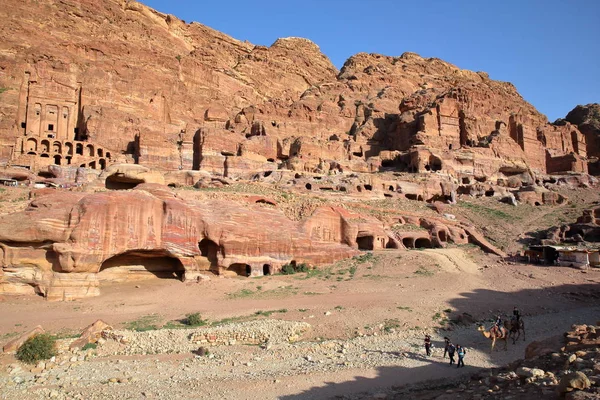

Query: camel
[477,325,508,352]
[504,318,525,344]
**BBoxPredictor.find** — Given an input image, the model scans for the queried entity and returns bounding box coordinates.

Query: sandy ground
[1,248,599,398]
[1,247,598,338]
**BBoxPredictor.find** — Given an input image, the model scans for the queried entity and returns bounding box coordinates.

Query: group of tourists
[423,306,523,366]
[423,334,466,368]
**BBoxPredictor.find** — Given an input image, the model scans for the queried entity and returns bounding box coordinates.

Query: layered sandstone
[0,0,596,300]
[0,183,501,300]
[564,104,600,174]
[0,0,593,180]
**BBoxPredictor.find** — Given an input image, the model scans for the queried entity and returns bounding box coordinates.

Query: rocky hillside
[0,0,593,176]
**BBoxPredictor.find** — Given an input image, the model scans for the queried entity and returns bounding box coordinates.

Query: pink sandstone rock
[3,325,45,353]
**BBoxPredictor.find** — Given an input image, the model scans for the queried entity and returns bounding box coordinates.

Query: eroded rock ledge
[0,184,500,300]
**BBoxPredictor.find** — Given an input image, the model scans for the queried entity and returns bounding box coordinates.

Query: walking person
[443,336,450,358]
[424,334,431,357]
[513,306,521,323]
[456,345,466,368]
[448,342,456,365]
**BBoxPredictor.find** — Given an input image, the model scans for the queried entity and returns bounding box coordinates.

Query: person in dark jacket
[443,336,450,358]
[424,334,431,356]
[456,345,466,368]
[513,306,521,322]
[447,342,456,365]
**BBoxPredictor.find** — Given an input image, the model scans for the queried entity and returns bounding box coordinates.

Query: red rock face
[0,0,593,177]
[0,0,594,300]
[0,184,500,300]
[0,186,364,299]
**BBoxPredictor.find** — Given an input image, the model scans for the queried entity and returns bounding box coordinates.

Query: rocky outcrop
[564,104,600,175]
[2,326,45,353]
[0,185,376,299]
[69,320,112,350]
[0,182,501,300]
[0,0,592,182]
[542,206,600,245]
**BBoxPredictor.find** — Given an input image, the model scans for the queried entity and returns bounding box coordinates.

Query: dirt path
[422,248,481,274]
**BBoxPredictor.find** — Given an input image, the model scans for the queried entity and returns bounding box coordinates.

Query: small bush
[383,319,401,333]
[185,313,206,327]
[281,264,296,275]
[16,334,56,364]
[296,263,309,273]
[123,314,160,331]
[280,263,309,275]
[82,342,97,351]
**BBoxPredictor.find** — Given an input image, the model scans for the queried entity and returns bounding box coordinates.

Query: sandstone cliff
[564,103,600,174]
[0,0,595,301]
[0,0,592,178]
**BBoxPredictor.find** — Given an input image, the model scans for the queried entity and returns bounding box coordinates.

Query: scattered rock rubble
[98,320,311,356]
[1,311,599,399]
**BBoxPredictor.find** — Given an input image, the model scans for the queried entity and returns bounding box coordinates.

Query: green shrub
[185,312,206,326]
[280,263,309,275]
[81,342,97,351]
[16,334,56,364]
[296,263,308,273]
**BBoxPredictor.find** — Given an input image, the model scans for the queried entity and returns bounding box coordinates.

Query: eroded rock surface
[0,0,594,180]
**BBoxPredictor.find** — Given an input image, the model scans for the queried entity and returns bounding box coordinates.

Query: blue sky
[143,0,599,121]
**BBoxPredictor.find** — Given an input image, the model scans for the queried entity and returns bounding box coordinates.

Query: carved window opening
[99,251,185,281]
[263,264,272,276]
[415,238,432,248]
[356,235,374,250]
[198,239,220,269]
[438,231,448,242]
[228,263,251,277]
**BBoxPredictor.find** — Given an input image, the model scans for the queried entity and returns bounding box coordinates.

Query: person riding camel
[493,315,502,336]
[513,306,521,323]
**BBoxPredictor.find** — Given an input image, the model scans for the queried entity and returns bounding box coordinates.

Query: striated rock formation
[564,104,600,174]
[0,0,593,180]
[0,183,500,300]
[0,0,595,300]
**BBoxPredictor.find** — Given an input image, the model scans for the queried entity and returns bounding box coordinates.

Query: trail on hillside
[423,248,481,274]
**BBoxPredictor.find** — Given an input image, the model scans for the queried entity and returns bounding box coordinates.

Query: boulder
[558,371,591,393]
[515,367,545,379]
[3,325,44,353]
[525,335,564,359]
[69,320,113,350]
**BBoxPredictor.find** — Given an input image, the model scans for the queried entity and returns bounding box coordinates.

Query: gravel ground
[1,306,599,400]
